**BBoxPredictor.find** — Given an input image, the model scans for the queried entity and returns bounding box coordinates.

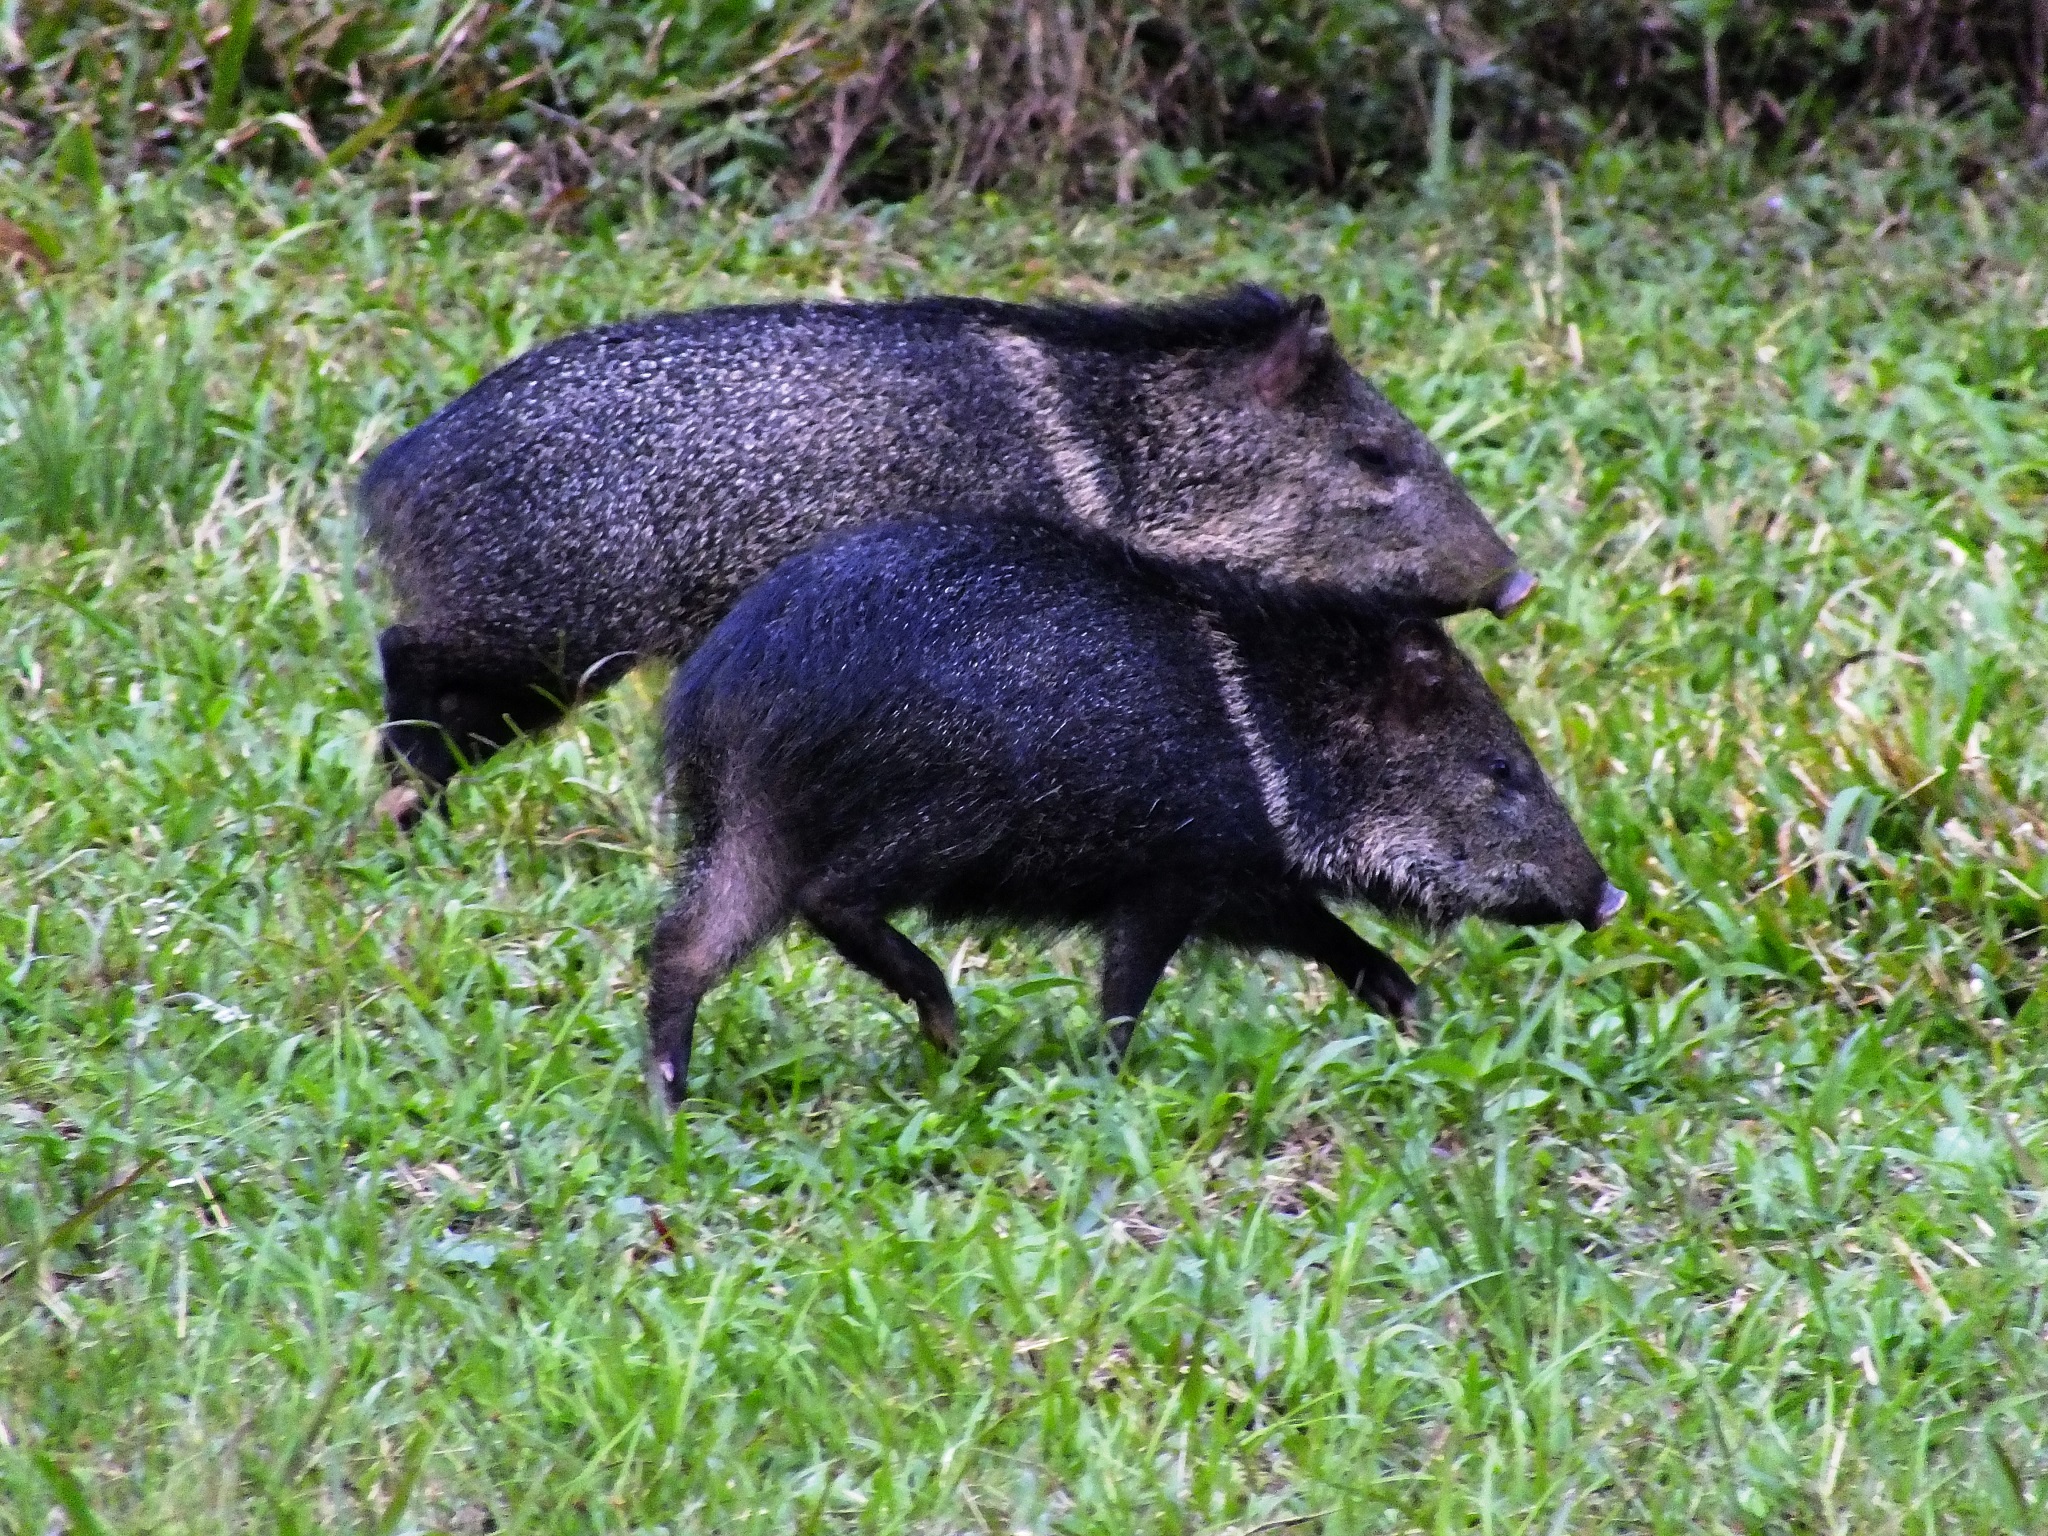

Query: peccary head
[1087,291,1532,618]
[1277,617,1622,929]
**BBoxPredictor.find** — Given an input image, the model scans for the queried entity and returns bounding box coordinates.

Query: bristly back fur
[354,285,1304,555]
[658,508,1400,764]
[953,284,1302,354]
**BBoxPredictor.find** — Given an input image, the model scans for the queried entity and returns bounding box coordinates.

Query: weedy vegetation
[3,108,2047,1531]
[13,1,2047,204]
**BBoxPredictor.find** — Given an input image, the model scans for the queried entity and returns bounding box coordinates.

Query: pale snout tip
[1587,883,1629,930]
[1490,568,1540,618]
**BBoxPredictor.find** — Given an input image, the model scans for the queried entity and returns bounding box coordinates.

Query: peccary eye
[1346,443,1399,478]
[1487,756,1515,787]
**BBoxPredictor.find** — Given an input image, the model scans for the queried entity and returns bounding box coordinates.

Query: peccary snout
[645,513,1618,1104]
[1489,569,1541,617]
[1589,882,1630,929]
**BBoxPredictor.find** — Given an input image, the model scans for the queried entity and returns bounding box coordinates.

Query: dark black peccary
[360,287,1535,821]
[646,513,1623,1105]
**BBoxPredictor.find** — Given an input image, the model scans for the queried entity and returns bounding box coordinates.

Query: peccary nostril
[1490,568,1539,617]
[1588,883,1628,930]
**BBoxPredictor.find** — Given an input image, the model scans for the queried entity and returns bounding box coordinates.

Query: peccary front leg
[646,828,794,1106]
[376,624,613,825]
[1100,895,1203,1062]
[802,903,960,1054]
[1224,893,1418,1022]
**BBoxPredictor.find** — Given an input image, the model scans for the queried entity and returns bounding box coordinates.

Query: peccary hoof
[1381,979,1422,1023]
[1357,967,1421,1026]
[374,784,429,831]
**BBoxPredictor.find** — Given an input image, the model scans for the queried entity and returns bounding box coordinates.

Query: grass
[3,115,2046,1531]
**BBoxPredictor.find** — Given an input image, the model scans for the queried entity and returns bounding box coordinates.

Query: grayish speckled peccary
[358,287,1535,820]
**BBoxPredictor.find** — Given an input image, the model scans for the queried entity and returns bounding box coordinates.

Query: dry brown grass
[6,2,2044,206]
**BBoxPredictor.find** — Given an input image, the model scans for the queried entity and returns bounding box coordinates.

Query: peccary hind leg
[377,624,629,824]
[646,824,793,1106]
[803,902,960,1054]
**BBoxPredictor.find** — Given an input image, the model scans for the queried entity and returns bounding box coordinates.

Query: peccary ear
[1388,622,1452,718]
[1252,294,1336,407]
